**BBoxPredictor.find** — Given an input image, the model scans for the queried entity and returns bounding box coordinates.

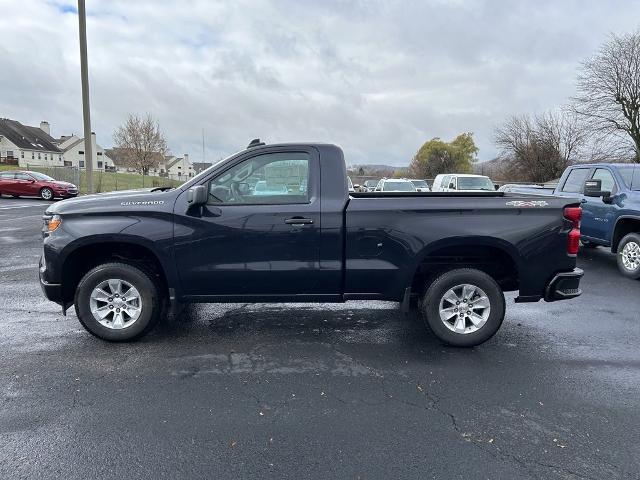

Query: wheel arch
[611,215,640,253]
[59,235,176,304]
[407,236,521,297]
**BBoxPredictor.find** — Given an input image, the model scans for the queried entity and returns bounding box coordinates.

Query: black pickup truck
[39,141,583,347]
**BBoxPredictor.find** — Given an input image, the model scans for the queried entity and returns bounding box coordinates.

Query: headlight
[43,214,62,233]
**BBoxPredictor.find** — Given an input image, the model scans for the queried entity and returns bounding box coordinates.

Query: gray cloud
[1,0,639,165]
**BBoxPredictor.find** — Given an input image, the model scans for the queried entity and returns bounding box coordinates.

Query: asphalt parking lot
[0,197,638,480]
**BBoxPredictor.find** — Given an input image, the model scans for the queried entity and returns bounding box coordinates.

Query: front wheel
[40,187,54,200]
[74,262,162,341]
[421,268,505,347]
[617,233,640,279]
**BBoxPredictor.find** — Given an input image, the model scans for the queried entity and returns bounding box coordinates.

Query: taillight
[563,206,582,255]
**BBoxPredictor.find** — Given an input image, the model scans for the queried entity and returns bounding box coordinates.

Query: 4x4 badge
[505,200,548,207]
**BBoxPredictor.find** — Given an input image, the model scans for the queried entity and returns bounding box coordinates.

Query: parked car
[408,179,430,192]
[374,178,417,192]
[432,174,495,192]
[0,170,78,200]
[253,180,288,195]
[40,141,582,347]
[362,180,379,192]
[498,184,553,194]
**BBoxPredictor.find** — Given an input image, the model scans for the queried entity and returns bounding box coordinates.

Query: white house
[150,154,194,179]
[0,119,64,167]
[55,133,115,171]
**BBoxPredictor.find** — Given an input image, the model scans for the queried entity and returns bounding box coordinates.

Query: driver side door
[173,148,321,298]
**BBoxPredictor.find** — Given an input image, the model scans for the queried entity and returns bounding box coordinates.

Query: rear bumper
[544,268,584,302]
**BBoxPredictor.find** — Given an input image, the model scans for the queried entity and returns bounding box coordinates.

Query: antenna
[247,138,265,148]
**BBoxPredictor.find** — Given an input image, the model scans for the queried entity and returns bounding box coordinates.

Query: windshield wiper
[150,186,174,192]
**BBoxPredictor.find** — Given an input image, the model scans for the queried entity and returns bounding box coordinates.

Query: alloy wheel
[89,279,143,330]
[621,241,640,272]
[438,283,491,334]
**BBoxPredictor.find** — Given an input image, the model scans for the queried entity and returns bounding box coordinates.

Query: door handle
[285,217,314,225]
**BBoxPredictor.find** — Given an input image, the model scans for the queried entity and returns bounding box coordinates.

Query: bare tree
[113,114,168,174]
[494,110,587,183]
[574,30,640,162]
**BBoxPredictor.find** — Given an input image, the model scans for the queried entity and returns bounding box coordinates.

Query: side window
[0,173,14,179]
[15,173,32,181]
[209,152,310,205]
[591,168,616,193]
[561,168,590,193]
[441,175,450,188]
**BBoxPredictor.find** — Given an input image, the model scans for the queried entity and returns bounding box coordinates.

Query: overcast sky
[1,0,639,165]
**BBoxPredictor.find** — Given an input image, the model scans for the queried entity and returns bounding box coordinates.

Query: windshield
[456,177,495,191]
[410,180,428,188]
[383,181,416,191]
[28,172,55,181]
[618,166,640,190]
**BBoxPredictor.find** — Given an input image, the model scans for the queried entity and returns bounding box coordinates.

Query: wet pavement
[0,196,638,479]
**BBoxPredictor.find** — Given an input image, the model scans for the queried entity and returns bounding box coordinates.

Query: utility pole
[78,0,93,193]
[202,128,205,163]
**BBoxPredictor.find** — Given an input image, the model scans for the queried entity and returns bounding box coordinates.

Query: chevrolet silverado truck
[39,141,584,347]
[507,163,640,278]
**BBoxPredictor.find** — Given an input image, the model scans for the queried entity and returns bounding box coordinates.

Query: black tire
[74,262,162,341]
[420,268,505,347]
[616,233,640,279]
[581,239,599,249]
[40,187,54,201]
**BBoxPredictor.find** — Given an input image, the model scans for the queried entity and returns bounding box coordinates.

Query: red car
[0,170,78,200]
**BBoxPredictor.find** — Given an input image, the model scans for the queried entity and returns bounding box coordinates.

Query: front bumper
[544,268,584,302]
[39,255,63,305]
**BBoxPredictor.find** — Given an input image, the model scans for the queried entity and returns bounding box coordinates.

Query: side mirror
[187,185,207,206]
[584,179,611,201]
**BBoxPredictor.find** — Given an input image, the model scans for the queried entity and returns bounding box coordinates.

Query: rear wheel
[74,262,162,341]
[617,233,640,279]
[421,268,505,347]
[40,187,54,200]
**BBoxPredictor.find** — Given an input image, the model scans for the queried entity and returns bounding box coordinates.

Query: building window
[97,161,103,169]
[38,153,41,160]
[45,153,48,161]
[21,151,24,159]
[79,151,84,155]
[58,155,62,161]
[97,152,103,156]
[79,160,85,168]
[32,152,35,159]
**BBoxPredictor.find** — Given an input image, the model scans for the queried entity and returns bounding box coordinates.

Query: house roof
[0,118,62,152]
[166,157,183,170]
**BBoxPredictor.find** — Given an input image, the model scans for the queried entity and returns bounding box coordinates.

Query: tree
[408,133,478,179]
[113,113,168,174]
[574,30,640,162]
[494,110,587,183]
